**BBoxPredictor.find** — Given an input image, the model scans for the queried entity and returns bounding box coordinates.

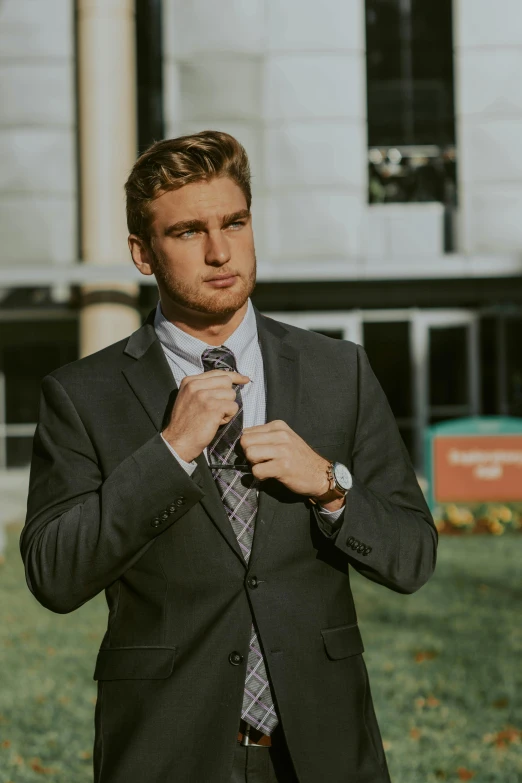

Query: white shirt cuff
[161,434,198,476]
[316,503,345,521]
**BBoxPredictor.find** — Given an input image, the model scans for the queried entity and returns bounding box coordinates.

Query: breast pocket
[321,622,364,660]
[93,646,178,681]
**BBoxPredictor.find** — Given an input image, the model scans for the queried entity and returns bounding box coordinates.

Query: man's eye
[227,222,244,230]
[179,230,197,238]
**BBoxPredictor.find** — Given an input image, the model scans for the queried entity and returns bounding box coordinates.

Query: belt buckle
[240,723,252,747]
[240,722,268,748]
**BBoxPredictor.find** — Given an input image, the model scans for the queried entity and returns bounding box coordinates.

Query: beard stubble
[152,250,257,318]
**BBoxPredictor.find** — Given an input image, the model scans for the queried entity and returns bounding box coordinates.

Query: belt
[237,719,271,747]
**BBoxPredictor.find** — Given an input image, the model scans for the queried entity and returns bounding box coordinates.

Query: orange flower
[488,519,505,536]
[457,768,475,780]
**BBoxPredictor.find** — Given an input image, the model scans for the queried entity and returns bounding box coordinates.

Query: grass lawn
[0,525,520,782]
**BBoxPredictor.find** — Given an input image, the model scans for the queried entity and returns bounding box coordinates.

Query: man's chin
[167,285,252,317]
[193,290,249,316]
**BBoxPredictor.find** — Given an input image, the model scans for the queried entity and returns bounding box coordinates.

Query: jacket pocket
[321,622,364,660]
[93,646,178,681]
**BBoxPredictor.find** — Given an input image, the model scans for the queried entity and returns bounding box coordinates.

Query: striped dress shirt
[155,298,346,533]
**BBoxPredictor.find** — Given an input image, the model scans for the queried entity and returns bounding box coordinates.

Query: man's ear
[128,235,154,277]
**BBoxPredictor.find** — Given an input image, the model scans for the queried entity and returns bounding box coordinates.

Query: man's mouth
[205,274,238,288]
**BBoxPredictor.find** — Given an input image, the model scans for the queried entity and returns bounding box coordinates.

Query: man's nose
[205,229,231,264]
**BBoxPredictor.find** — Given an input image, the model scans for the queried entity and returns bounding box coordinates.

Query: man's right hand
[162,369,250,463]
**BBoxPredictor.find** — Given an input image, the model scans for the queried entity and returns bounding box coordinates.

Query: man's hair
[125,130,252,241]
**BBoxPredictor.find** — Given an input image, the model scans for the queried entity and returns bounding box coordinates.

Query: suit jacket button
[229,651,244,666]
[151,518,161,528]
[161,512,169,521]
[176,497,186,506]
[168,504,177,513]
[365,546,372,555]
[357,543,365,553]
[347,536,354,546]
[247,576,258,589]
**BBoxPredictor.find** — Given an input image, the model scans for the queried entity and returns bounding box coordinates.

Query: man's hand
[162,370,250,463]
[240,420,344,510]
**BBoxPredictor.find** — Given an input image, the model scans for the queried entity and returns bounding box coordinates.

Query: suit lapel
[249,308,302,568]
[122,328,178,432]
[122,315,247,566]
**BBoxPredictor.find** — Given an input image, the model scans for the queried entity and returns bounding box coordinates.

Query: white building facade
[0,0,521,474]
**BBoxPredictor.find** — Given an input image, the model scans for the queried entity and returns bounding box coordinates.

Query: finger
[243,419,289,434]
[183,370,250,387]
[251,460,275,481]
[204,388,238,401]
[219,401,240,421]
[241,428,292,448]
[242,444,282,464]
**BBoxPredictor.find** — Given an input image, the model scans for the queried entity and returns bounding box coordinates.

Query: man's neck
[158,299,249,346]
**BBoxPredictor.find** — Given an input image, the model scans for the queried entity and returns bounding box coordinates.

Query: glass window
[366,0,457,214]
[366,0,455,147]
[136,0,164,153]
[0,321,78,467]
[363,322,413,456]
[429,325,468,410]
[505,318,522,417]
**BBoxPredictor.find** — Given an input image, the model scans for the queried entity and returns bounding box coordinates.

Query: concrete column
[454,0,522,255]
[77,0,140,358]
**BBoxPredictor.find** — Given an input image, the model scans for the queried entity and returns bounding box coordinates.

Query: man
[21,131,437,783]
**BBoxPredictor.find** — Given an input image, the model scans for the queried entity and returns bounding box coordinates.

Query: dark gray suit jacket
[21,307,437,783]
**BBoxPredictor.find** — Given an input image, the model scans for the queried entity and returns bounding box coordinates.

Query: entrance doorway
[0,316,78,468]
[267,308,481,475]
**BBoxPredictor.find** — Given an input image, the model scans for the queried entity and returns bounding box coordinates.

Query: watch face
[333,462,352,491]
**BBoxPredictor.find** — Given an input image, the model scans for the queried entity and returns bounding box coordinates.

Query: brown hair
[125,130,252,241]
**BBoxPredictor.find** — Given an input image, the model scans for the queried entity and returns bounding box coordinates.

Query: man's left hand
[240,420,344,510]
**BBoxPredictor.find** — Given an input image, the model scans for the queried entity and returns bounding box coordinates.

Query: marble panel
[267,0,364,52]
[0,196,76,265]
[470,184,522,251]
[264,54,365,121]
[162,60,182,137]
[456,0,522,48]
[0,0,73,59]
[365,204,444,258]
[165,0,265,58]
[266,190,364,259]
[459,118,522,183]
[0,64,75,127]
[457,49,522,117]
[265,121,367,189]
[388,204,444,258]
[0,129,76,194]
[179,57,263,122]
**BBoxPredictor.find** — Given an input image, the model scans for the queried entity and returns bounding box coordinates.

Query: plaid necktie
[201,346,279,734]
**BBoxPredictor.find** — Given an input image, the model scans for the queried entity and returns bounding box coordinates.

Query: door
[411,310,480,471]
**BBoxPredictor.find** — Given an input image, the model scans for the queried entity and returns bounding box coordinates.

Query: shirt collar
[154,297,258,376]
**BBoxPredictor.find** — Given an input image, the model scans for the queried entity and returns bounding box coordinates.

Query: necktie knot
[201,346,238,374]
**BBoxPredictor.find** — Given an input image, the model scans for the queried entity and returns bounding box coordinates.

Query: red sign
[434,435,522,503]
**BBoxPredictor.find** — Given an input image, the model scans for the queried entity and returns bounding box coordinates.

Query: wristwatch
[309,461,352,506]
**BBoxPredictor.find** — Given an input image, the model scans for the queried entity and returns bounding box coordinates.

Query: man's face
[137,176,256,317]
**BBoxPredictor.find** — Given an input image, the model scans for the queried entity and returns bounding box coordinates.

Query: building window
[136,0,164,153]
[365,0,457,214]
[0,320,78,468]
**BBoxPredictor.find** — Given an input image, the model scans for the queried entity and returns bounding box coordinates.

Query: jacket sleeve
[20,374,205,614]
[331,345,438,594]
